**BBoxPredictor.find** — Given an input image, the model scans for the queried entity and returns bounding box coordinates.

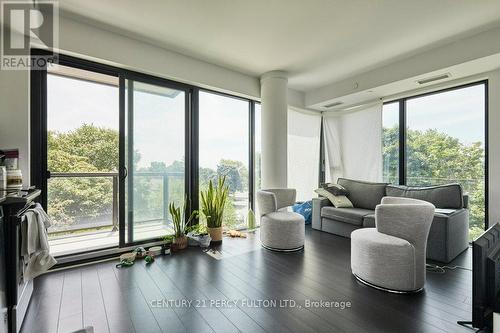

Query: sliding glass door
[32,51,258,258]
[123,79,188,244]
[46,65,120,256]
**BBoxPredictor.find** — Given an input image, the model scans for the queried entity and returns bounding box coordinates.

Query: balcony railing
[48,171,183,235]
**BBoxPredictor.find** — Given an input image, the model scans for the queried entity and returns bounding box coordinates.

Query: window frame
[30,49,259,258]
[197,88,257,228]
[383,80,489,229]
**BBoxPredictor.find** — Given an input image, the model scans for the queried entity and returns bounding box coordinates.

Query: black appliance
[1,189,41,333]
[466,223,500,330]
[0,205,7,333]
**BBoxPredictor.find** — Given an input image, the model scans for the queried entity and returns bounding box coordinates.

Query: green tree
[47,124,119,229]
[217,159,248,194]
[383,126,485,240]
[49,124,118,172]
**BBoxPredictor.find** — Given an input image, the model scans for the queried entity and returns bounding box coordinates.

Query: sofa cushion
[338,178,387,210]
[386,183,463,209]
[321,207,374,226]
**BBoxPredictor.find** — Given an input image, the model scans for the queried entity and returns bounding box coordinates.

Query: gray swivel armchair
[351,196,435,293]
[257,189,305,251]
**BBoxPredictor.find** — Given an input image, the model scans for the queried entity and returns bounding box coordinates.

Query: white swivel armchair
[351,196,435,293]
[257,189,305,251]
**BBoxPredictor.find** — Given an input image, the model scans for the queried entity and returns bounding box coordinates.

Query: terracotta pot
[208,227,223,242]
[172,235,188,250]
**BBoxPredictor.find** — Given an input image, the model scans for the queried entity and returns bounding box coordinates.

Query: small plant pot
[172,235,188,250]
[208,227,223,244]
[199,234,212,248]
[161,243,171,255]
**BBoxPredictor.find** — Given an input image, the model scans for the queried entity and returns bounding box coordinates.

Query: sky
[383,84,485,145]
[47,74,250,170]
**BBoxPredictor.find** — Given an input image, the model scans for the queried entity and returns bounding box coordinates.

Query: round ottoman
[260,211,305,251]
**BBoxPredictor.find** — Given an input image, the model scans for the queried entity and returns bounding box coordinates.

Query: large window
[199,91,250,230]
[382,82,487,240]
[33,51,259,258]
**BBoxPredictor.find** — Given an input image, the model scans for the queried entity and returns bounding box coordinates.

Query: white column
[260,71,288,189]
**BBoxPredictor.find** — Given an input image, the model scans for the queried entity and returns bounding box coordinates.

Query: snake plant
[169,198,197,238]
[200,176,229,228]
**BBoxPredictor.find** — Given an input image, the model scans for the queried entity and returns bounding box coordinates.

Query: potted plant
[200,176,229,244]
[167,199,197,251]
[247,208,257,232]
[186,222,211,248]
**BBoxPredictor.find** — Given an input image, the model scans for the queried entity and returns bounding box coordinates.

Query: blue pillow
[293,201,312,225]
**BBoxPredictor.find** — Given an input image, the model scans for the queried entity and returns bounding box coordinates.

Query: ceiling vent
[417,73,451,85]
[323,101,343,109]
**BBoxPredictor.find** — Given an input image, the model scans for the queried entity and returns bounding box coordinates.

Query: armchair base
[261,244,304,252]
[353,273,423,294]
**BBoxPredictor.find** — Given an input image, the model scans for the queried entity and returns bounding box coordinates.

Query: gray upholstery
[351,229,415,290]
[386,184,464,209]
[312,197,330,230]
[338,178,387,210]
[427,209,470,263]
[312,179,470,263]
[362,214,375,227]
[322,218,360,238]
[257,188,297,217]
[351,197,435,292]
[257,189,305,251]
[321,207,373,226]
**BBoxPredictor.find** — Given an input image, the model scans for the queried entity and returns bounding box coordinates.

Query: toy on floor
[116,259,134,268]
[116,252,136,268]
[117,248,159,268]
[133,246,147,258]
[227,230,247,238]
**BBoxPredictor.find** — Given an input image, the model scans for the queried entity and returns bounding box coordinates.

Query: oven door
[0,206,7,333]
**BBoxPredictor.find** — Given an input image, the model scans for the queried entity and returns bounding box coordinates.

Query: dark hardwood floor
[21,226,473,333]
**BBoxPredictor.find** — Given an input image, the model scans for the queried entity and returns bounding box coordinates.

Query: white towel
[21,212,39,259]
[20,205,56,281]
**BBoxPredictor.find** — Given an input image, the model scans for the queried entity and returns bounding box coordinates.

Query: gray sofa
[312,178,470,263]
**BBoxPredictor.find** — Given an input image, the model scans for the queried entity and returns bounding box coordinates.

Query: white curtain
[288,108,322,201]
[323,102,383,183]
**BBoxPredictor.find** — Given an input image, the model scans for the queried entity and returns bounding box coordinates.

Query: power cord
[426,263,472,274]
[457,320,489,332]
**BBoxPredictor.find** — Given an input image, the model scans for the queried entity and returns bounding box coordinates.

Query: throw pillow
[323,183,349,196]
[315,188,353,208]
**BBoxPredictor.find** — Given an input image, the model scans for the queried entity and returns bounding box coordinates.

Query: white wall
[488,69,500,226]
[0,68,30,184]
[57,16,261,99]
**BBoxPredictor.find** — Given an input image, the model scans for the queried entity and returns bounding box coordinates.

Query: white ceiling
[59,0,500,92]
